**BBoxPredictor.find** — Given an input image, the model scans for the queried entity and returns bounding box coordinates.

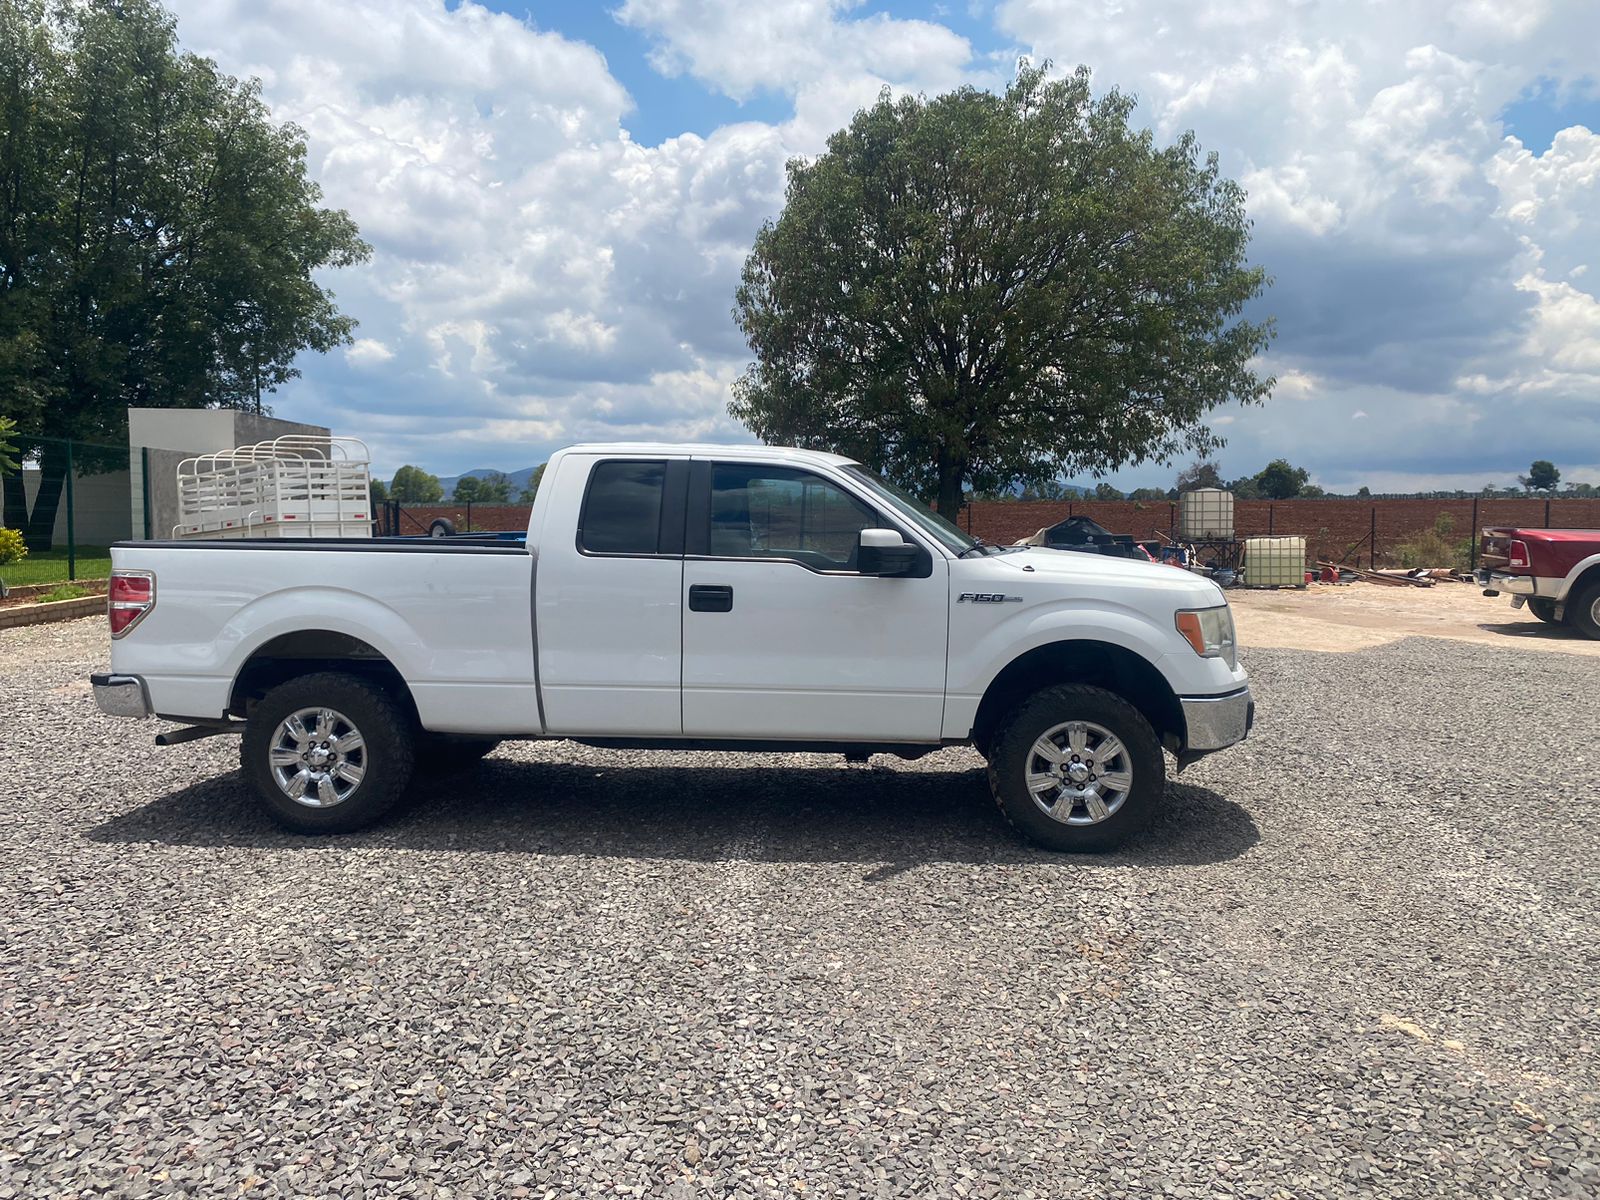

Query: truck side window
[580,460,668,554]
[709,464,876,570]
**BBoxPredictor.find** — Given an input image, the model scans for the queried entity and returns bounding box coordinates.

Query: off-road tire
[241,671,415,833]
[1528,597,1559,624]
[987,684,1165,853]
[417,735,501,772]
[1567,582,1600,641]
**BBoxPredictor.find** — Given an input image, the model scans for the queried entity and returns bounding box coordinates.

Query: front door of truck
[680,460,948,741]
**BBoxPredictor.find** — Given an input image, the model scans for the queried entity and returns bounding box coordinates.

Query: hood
[977,546,1226,605]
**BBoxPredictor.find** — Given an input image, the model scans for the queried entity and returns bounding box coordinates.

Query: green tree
[1254,458,1311,500]
[1176,460,1225,493]
[1092,482,1123,500]
[1519,460,1560,493]
[731,63,1274,515]
[1356,485,1371,498]
[369,476,389,507]
[454,471,512,503]
[0,415,18,475]
[389,465,442,503]
[0,0,369,546]
[518,462,546,504]
[1127,486,1167,502]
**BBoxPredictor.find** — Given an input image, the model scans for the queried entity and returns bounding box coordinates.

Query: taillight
[109,570,155,638]
[1508,540,1530,570]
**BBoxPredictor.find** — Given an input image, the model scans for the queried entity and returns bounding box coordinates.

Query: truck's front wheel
[241,672,415,833]
[987,684,1165,852]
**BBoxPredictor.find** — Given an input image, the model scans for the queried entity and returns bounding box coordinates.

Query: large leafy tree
[733,63,1274,515]
[389,465,442,503]
[0,0,369,545]
[453,471,512,503]
[1253,458,1311,499]
[1520,460,1559,493]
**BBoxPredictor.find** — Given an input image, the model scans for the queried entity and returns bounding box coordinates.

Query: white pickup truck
[92,443,1253,851]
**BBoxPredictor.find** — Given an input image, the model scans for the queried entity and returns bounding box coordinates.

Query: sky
[164,0,1600,493]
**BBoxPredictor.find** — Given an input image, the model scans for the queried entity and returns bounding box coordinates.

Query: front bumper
[91,673,152,719]
[1181,686,1254,752]
[1478,569,1536,596]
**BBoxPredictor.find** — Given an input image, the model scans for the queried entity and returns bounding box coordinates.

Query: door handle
[688,584,733,612]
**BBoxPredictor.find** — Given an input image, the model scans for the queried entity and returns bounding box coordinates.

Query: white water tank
[1243,536,1307,587]
[1178,488,1234,540]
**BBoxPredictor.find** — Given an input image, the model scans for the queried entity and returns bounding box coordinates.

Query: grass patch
[0,545,112,585]
[34,583,91,603]
[1391,514,1473,572]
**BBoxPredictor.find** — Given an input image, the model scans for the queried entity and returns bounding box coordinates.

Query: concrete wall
[11,466,134,545]
[127,408,331,539]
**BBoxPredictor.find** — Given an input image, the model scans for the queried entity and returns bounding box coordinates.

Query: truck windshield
[843,466,982,556]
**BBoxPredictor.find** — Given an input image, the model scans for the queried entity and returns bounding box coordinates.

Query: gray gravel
[1,616,1597,1199]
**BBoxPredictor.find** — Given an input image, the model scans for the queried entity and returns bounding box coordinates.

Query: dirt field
[1230,579,1600,657]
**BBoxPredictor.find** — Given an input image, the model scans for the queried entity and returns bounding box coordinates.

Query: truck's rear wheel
[241,671,414,833]
[987,684,1164,852]
[1568,582,1600,641]
[1528,597,1559,624]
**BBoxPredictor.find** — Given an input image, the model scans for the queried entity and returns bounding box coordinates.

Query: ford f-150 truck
[92,444,1253,851]
[1479,526,1600,639]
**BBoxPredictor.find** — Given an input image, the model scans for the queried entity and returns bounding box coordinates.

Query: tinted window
[709,464,876,569]
[580,460,667,554]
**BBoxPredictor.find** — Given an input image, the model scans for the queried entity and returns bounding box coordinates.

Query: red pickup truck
[1480,527,1600,639]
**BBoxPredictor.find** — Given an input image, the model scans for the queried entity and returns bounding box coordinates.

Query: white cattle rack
[174,435,372,539]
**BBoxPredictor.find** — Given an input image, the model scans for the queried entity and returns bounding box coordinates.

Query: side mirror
[858,528,919,576]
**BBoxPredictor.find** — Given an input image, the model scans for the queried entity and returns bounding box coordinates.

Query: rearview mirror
[858,528,919,576]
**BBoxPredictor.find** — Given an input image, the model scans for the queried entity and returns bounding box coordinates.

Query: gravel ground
[2,616,1596,1199]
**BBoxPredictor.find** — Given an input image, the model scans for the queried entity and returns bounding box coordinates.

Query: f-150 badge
[957,592,1023,603]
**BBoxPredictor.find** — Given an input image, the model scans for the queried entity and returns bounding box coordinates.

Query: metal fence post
[1369,506,1377,569]
[1268,504,1274,534]
[65,439,76,581]
[141,446,153,541]
[1470,497,1479,570]
[1545,497,1552,528]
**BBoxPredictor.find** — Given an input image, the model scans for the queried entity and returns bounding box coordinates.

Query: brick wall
[960,497,1600,566]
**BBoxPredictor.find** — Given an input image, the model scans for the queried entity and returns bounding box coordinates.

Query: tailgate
[1480,527,1517,571]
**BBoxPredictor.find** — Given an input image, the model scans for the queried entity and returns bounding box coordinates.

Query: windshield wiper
[958,537,989,558]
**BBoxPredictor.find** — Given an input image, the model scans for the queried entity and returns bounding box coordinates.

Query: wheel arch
[1564,558,1600,603]
[229,629,419,725]
[969,639,1184,757]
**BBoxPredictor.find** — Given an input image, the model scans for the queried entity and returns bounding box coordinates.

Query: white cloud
[345,338,393,367]
[615,0,976,102]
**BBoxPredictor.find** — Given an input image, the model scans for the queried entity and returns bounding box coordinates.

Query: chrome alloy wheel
[269,707,367,808]
[1025,720,1134,825]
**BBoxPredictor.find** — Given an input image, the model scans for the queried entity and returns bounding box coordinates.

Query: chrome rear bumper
[1478,570,1536,596]
[91,673,152,719]
[1181,686,1254,752]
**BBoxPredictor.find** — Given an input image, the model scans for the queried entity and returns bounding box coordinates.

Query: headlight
[1175,605,1236,669]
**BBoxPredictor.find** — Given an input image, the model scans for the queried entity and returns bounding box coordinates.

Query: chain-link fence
[1,435,137,585]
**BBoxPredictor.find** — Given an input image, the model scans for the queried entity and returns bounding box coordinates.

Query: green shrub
[37,583,90,603]
[1391,512,1473,571]
[0,527,27,566]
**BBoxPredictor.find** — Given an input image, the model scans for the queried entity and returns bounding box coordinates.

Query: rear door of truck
[534,454,688,735]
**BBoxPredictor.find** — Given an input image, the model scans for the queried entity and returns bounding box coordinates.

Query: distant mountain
[434,466,542,496]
